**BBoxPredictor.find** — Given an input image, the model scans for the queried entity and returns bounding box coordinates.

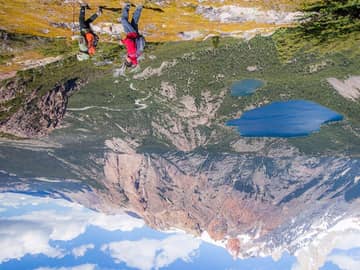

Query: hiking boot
[79,0,91,9]
[96,6,103,16]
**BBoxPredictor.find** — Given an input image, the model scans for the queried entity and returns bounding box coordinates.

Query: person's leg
[131,5,143,32]
[79,6,87,31]
[121,3,136,33]
[85,12,98,25]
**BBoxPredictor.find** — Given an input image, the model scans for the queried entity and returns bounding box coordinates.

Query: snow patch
[355,176,360,184]
[293,217,360,270]
[200,231,227,249]
[341,168,351,177]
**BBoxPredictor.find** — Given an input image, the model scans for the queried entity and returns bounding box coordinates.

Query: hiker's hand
[96,7,103,16]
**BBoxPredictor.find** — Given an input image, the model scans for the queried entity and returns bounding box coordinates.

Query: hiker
[77,2,102,61]
[120,3,145,67]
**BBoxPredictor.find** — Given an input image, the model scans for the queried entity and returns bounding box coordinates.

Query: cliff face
[0,77,85,137]
[101,138,360,258]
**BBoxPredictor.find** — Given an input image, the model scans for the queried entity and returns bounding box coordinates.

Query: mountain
[102,138,360,257]
[1,136,360,265]
[1,1,360,268]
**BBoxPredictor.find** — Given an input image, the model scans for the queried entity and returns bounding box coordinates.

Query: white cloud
[91,213,144,232]
[0,221,64,263]
[0,192,76,209]
[35,264,97,270]
[72,244,95,258]
[7,209,144,241]
[0,193,144,263]
[101,234,201,270]
[327,254,360,270]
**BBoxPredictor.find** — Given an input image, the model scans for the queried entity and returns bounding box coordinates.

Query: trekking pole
[72,0,75,36]
[130,3,164,12]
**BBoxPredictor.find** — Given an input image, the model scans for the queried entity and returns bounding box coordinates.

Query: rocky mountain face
[100,138,360,259]
[0,76,85,137]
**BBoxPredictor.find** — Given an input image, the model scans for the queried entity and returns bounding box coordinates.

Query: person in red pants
[120,3,145,67]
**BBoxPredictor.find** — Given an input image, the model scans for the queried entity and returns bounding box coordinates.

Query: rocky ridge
[0,76,86,137]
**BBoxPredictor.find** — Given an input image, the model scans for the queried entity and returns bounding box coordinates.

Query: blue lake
[226,100,343,137]
[231,79,264,96]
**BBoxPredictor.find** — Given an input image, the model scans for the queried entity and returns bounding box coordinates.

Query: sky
[0,192,359,270]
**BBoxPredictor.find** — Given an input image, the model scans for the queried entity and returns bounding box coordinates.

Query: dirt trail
[67,93,151,112]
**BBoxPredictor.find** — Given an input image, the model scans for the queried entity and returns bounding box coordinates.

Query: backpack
[93,33,99,48]
[84,32,99,56]
[136,35,146,57]
[84,32,99,48]
[78,36,88,53]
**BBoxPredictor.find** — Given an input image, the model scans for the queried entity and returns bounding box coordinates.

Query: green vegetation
[0,131,22,140]
[292,122,360,155]
[0,53,14,65]
[2,25,360,157]
[274,0,360,61]
[300,0,360,40]
[0,30,74,58]
[0,36,126,123]
[59,35,360,156]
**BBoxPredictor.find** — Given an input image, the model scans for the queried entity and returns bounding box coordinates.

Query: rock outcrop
[0,77,85,137]
[327,76,360,101]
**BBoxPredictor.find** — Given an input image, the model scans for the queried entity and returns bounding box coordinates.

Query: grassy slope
[51,34,360,156]
[0,0,313,75]
[0,0,310,39]
[1,0,359,155]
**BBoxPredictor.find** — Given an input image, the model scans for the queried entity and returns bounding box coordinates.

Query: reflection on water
[0,193,295,270]
[227,100,343,137]
[1,136,360,269]
[1,192,359,270]
[231,79,264,96]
